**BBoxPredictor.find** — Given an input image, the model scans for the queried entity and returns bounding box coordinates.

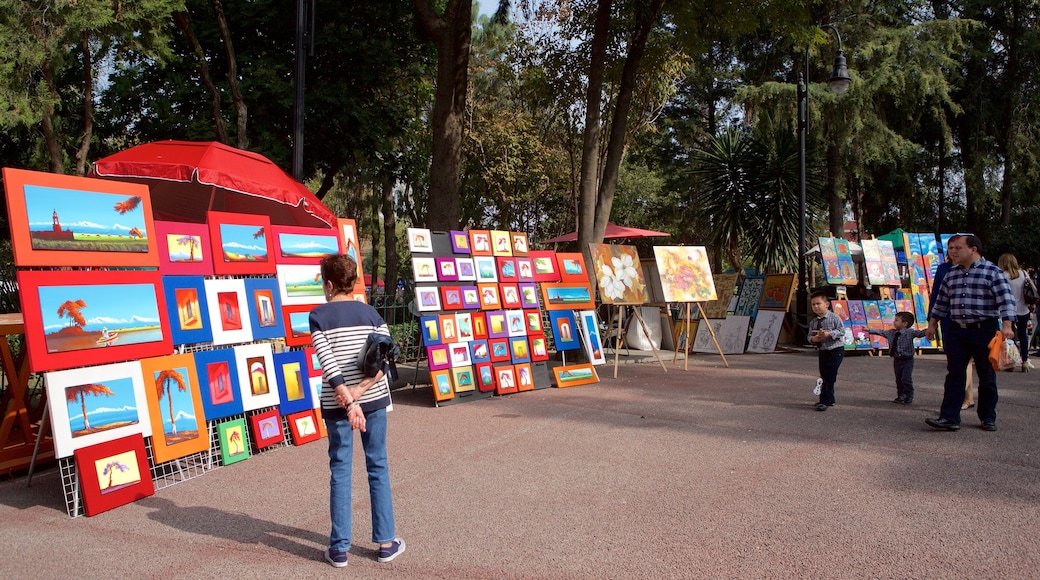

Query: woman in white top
[997,253,1035,371]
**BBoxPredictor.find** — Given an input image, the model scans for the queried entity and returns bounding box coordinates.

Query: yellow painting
[93,450,142,493]
[652,246,717,303]
[588,243,648,305]
[283,362,304,401]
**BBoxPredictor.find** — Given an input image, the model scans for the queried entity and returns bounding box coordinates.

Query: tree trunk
[41,62,64,173]
[174,11,228,144]
[827,142,843,237]
[382,178,398,294]
[212,0,248,149]
[414,0,471,231]
[368,182,381,294]
[74,32,94,177]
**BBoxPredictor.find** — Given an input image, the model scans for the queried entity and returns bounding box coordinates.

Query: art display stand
[608,305,668,378]
[672,303,728,370]
[0,313,54,477]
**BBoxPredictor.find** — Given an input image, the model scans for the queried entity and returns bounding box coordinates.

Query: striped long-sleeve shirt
[930,258,1017,324]
[309,300,392,416]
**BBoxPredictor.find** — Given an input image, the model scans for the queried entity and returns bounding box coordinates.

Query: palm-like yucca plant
[689,127,756,274]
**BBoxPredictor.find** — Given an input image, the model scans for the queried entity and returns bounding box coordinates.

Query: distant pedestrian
[868,311,928,404]
[310,254,405,567]
[809,290,845,411]
[925,235,1016,432]
[997,253,1035,372]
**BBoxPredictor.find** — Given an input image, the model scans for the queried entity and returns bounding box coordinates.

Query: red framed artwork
[438,314,459,343]
[18,269,173,373]
[471,312,488,340]
[524,310,544,335]
[287,409,321,445]
[2,168,160,268]
[74,434,154,517]
[207,210,276,275]
[271,224,340,265]
[494,364,518,395]
[250,409,286,450]
[540,283,596,311]
[556,253,589,283]
[469,229,493,256]
[441,286,464,311]
[282,304,316,346]
[530,336,550,361]
[497,257,518,282]
[474,362,496,392]
[337,218,365,278]
[529,250,561,282]
[427,344,451,370]
[304,346,322,377]
[489,338,511,363]
[500,284,522,309]
[155,221,214,275]
[451,365,476,393]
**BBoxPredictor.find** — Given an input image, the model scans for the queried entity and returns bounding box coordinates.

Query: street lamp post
[796,23,852,335]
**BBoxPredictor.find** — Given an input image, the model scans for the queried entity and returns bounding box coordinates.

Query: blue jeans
[326,407,396,551]
[940,323,998,424]
[818,348,843,406]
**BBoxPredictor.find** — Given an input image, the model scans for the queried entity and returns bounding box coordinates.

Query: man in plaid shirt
[925,235,1016,432]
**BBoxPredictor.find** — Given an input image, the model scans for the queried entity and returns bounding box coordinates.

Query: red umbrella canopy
[542,222,670,244]
[91,140,337,228]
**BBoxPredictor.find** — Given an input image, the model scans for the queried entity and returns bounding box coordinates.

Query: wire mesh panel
[59,456,83,518]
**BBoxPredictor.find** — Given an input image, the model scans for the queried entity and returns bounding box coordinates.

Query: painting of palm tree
[102,460,131,489]
[229,429,242,454]
[217,418,250,465]
[176,234,199,262]
[66,383,115,431]
[113,196,142,214]
[154,368,187,436]
[57,299,88,330]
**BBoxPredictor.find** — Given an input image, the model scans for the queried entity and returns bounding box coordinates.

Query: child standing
[868,311,928,404]
[809,291,845,411]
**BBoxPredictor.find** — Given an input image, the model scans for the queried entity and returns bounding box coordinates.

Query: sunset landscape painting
[36,281,163,355]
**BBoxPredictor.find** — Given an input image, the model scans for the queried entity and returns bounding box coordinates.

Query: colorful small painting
[416,286,442,312]
[450,230,471,254]
[244,277,285,339]
[193,348,244,420]
[577,310,606,365]
[469,230,493,256]
[276,264,325,305]
[155,221,213,275]
[274,226,339,263]
[548,310,580,351]
[758,274,796,311]
[35,280,164,356]
[510,232,529,256]
[553,364,599,388]
[205,278,254,345]
[652,246,717,303]
[491,230,512,256]
[250,409,285,450]
[474,256,498,282]
[589,243,648,305]
[140,353,208,464]
[529,250,561,282]
[732,276,764,318]
[218,418,251,465]
[540,283,596,310]
[430,369,454,402]
[218,223,268,263]
[494,365,518,394]
[451,366,476,393]
[288,410,320,445]
[74,434,154,516]
[413,257,438,282]
[407,227,433,253]
[556,253,589,283]
[282,304,314,346]
[273,350,313,416]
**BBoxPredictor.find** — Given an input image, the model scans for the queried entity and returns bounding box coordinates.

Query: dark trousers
[941,323,999,424]
[818,347,843,406]
[1015,318,1029,364]
[893,357,914,400]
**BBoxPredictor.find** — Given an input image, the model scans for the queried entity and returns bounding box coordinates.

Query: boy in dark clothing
[869,311,928,404]
[809,291,845,411]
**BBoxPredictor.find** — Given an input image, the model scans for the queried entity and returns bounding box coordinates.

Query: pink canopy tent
[91,140,336,228]
[542,222,670,244]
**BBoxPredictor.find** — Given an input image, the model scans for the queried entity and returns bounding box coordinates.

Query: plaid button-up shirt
[869,327,927,359]
[809,311,845,351]
[930,258,1017,323]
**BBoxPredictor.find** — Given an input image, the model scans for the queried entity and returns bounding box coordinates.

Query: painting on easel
[588,244,648,304]
[652,246,717,303]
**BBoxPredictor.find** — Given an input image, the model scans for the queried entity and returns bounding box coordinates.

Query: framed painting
[448,342,472,367]
[469,340,491,364]
[242,277,285,340]
[44,360,150,459]
[455,258,477,281]
[449,230,471,254]
[430,369,455,402]
[415,286,442,312]
[218,417,251,465]
[420,315,441,345]
[287,410,321,445]
[474,256,498,283]
[469,229,493,256]
[451,365,476,393]
[471,312,488,340]
[530,336,549,361]
[515,258,534,282]
[193,348,244,420]
[589,243,648,305]
[271,224,339,264]
[525,310,544,335]
[548,310,580,350]
[474,362,496,392]
[489,338,511,363]
[700,273,738,319]
[746,309,785,353]
[19,269,173,373]
[486,311,509,339]
[273,350,314,416]
[577,310,606,365]
[234,343,279,412]
[336,218,365,277]
[204,278,254,345]
[529,250,561,282]
[249,409,285,450]
[514,362,535,391]
[556,253,589,283]
[455,312,474,341]
[155,220,213,275]
[509,336,531,364]
[413,257,438,283]
[276,263,325,306]
[494,364,518,395]
[427,344,451,371]
[732,275,765,318]
[207,210,275,275]
[540,283,596,311]
[282,304,316,347]
[500,284,522,309]
[518,283,539,309]
[758,274,796,311]
[461,286,481,309]
[3,168,159,268]
[478,283,501,310]
[162,275,214,345]
[652,245,717,303]
[407,227,433,253]
[553,363,599,388]
[304,346,321,377]
[497,257,518,282]
[74,434,154,517]
[506,310,527,337]
[436,257,459,281]
[139,353,208,464]
[438,314,459,343]
[440,286,464,311]
[510,232,530,256]
[490,230,513,256]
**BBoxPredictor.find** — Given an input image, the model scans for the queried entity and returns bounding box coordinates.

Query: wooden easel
[671,303,728,370]
[609,305,668,378]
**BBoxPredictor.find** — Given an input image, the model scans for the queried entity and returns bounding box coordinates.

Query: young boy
[868,311,928,404]
[809,290,845,411]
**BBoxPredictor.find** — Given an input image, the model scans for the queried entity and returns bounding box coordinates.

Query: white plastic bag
[999,339,1022,371]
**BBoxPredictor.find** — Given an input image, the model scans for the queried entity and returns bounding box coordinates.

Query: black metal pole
[292,0,309,182]
[796,50,809,332]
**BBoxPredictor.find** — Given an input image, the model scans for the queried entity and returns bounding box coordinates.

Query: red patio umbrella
[90,140,337,228]
[541,222,670,244]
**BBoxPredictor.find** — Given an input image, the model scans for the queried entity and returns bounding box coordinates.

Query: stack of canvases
[410,228,600,405]
[2,168,359,517]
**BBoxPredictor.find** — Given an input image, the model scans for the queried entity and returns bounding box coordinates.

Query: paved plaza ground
[3,348,1040,578]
